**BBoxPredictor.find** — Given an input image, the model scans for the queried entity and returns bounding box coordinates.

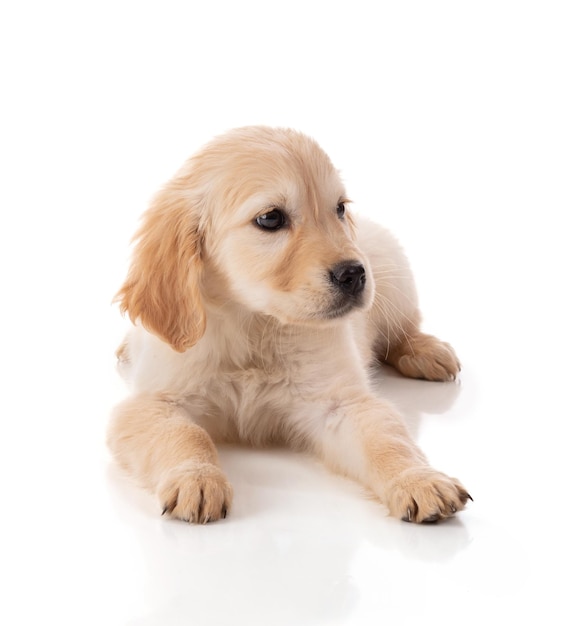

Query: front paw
[386,467,471,523]
[157,462,233,524]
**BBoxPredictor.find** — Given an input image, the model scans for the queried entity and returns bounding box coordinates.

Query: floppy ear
[115,185,206,352]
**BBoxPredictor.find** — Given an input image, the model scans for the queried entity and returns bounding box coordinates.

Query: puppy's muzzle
[330,261,366,297]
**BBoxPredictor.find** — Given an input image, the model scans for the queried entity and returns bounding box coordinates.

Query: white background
[1,1,580,624]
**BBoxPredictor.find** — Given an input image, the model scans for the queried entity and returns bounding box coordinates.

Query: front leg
[108,393,232,523]
[309,396,471,522]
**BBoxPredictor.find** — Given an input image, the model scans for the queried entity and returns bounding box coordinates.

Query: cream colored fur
[108,126,470,524]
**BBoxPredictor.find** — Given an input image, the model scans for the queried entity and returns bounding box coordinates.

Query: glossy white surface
[1,2,580,625]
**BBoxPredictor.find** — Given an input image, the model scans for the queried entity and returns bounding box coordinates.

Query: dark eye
[336,202,346,219]
[256,209,286,231]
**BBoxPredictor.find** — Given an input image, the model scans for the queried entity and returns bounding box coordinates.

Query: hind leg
[370,282,461,381]
[370,292,461,381]
[383,332,461,381]
[359,220,460,382]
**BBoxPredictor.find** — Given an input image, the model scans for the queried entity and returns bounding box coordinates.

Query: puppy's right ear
[115,185,206,352]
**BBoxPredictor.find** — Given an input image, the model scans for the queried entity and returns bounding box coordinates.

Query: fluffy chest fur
[119,309,372,445]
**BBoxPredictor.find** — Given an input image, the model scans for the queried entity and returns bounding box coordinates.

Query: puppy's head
[117,126,374,351]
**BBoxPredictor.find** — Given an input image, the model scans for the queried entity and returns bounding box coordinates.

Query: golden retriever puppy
[108,126,471,524]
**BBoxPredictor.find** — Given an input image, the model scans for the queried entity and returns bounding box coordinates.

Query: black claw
[197,489,205,524]
[162,496,178,516]
[410,498,418,522]
[458,490,472,504]
[221,505,229,519]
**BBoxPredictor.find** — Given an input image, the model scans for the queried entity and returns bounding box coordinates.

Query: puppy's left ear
[115,186,206,352]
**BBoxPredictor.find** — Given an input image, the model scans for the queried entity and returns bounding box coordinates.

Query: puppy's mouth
[325,291,367,319]
[325,300,360,319]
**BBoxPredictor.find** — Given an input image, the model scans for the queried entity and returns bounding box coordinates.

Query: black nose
[330,261,366,297]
